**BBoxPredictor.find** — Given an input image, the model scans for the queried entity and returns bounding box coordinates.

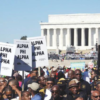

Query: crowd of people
[48,52,97,62]
[0,65,100,100]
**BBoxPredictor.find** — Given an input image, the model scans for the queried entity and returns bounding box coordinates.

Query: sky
[0,0,100,43]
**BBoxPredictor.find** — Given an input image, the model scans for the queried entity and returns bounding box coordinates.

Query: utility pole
[98,45,100,75]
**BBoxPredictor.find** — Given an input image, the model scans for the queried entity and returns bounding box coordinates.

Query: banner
[27,36,49,68]
[0,42,16,76]
[70,62,85,71]
[14,40,32,71]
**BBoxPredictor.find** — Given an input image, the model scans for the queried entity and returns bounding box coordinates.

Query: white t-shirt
[43,68,48,76]
[44,89,52,100]
[65,73,68,78]
[11,97,19,100]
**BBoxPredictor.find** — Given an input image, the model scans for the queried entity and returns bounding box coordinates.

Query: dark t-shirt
[22,77,31,90]
[91,82,96,90]
[66,91,88,100]
[80,79,91,95]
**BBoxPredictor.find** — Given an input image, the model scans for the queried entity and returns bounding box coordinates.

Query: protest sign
[27,36,49,68]
[0,42,16,76]
[70,62,85,71]
[14,40,32,71]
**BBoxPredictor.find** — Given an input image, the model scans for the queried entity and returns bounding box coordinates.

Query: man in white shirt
[44,78,54,100]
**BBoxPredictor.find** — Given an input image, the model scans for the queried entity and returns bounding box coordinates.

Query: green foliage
[20,36,27,40]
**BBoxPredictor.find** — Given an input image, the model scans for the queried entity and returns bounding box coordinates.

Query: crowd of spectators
[48,50,97,61]
[0,65,100,100]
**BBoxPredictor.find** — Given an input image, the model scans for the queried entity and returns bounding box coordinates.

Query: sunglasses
[33,72,38,74]
[0,80,5,83]
[51,90,58,93]
[75,74,81,75]
[93,96,100,98]
[47,83,53,85]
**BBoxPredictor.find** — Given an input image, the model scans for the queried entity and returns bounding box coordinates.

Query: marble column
[96,28,98,43]
[59,28,63,48]
[53,29,57,48]
[67,28,70,47]
[74,28,77,47]
[47,29,50,47]
[82,28,85,46]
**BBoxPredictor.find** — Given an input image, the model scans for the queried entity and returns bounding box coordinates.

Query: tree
[20,36,27,40]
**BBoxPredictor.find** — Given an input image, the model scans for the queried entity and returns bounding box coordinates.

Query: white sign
[27,36,49,68]
[14,40,32,71]
[0,42,16,76]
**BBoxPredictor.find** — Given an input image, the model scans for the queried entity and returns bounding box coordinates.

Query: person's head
[43,66,46,69]
[51,85,60,99]
[75,97,84,100]
[95,67,98,70]
[50,66,54,70]
[58,71,65,80]
[96,82,100,93]
[50,72,56,79]
[15,74,22,82]
[74,69,82,81]
[93,76,98,85]
[30,68,38,77]
[4,86,13,99]
[8,79,19,88]
[85,64,88,68]
[40,68,45,76]
[52,68,57,74]
[69,79,79,94]
[91,90,100,100]
[28,82,40,95]
[38,76,46,87]
[85,67,88,71]
[46,78,54,89]
[57,78,66,94]
[68,70,75,79]
[21,91,31,100]
[0,77,7,87]
[91,70,97,80]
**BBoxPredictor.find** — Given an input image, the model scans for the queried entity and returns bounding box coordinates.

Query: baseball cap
[57,78,66,86]
[57,81,66,86]
[69,79,79,88]
[28,82,40,91]
[59,78,66,81]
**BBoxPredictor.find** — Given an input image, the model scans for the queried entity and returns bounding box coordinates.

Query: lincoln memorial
[40,14,100,52]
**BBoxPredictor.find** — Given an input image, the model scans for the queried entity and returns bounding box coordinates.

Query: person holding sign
[23,68,38,90]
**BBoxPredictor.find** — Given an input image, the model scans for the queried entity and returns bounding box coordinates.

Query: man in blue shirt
[28,82,42,100]
[82,68,90,83]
